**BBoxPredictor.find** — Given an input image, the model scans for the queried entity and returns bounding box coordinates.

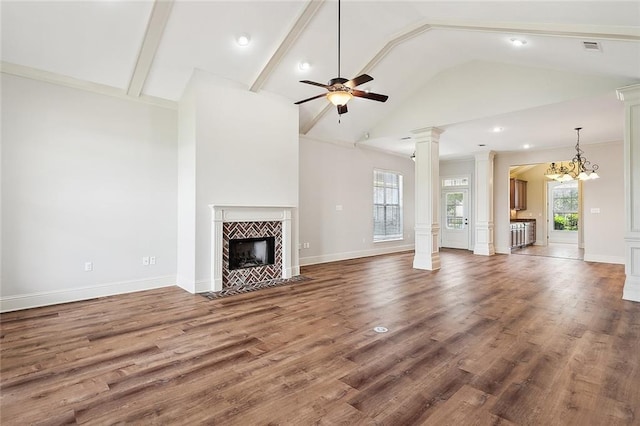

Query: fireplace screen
[229,237,276,270]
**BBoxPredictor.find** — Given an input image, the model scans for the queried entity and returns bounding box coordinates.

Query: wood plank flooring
[1,250,639,425]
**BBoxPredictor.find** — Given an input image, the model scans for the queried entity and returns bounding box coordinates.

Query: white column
[412,127,443,270]
[617,84,640,302]
[474,151,496,256]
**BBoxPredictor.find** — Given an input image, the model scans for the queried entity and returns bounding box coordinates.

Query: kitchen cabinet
[510,178,527,211]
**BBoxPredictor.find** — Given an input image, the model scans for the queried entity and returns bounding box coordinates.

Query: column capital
[474,150,496,161]
[617,84,640,103]
[411,126,444,140]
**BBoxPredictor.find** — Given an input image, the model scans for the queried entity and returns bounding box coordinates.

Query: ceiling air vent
[582,41,602,52]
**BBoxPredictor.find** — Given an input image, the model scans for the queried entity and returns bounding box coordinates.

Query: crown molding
[1,61,177,110]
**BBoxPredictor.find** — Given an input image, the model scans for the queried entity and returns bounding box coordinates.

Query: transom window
[373,169,403,242]
[442,177,469,187]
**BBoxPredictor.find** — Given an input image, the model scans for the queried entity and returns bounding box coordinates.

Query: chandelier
[545,127,600,181]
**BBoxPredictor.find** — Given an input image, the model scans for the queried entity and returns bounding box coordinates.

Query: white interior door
[441,189,470,249]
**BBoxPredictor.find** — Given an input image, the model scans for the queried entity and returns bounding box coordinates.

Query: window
[442,177,469,187]
[445,192,464,230]
[552,181,578,231]
[373,169,403,241]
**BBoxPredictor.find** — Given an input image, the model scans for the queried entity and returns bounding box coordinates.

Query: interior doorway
[509,163,584,261]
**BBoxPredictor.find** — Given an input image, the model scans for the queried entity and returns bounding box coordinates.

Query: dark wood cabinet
[510,178,527,210]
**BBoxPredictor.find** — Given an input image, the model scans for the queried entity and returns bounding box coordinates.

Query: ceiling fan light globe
[327,91,353,106]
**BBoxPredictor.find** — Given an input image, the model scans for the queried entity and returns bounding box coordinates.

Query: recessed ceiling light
[236,34,251,47]
[510,38,527,47]
[298,61,311,71]
[523,144,531,149]
[493,126,504,133]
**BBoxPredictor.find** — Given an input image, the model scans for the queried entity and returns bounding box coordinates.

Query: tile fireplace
[210,205,295,291]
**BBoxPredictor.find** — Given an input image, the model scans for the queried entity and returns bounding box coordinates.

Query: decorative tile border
[222,221,282,288]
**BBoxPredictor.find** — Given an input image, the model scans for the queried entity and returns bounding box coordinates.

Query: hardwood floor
[512,243,584,261]
[1,250,639,425]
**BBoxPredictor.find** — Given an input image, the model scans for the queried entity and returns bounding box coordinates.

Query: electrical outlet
[143,256,150,266]
[150,256,156,265]
[84,262,93,272]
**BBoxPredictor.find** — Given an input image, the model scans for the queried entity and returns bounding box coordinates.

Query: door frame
[545,179,584,247]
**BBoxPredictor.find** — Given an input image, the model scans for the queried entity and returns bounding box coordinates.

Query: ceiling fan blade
[300,80,331,89]
[352,89,389,102]
[294,93,327,105]
[337,104,348,115]
[345,74,373,88]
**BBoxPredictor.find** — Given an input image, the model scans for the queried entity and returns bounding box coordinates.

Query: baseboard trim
[583,254,625,265]
[299,245,414,266]
[495,246,512,255]
[0,275,176,313]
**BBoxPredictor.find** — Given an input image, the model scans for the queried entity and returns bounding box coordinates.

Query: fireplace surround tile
[223,221,282,288]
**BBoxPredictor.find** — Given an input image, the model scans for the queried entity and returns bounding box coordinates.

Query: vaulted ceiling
[2,1,639,159]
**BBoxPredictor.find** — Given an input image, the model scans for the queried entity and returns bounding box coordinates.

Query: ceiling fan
[294,0,389,117]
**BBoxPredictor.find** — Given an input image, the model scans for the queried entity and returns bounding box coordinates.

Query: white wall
[1,74,178,311]
[496,142,624,263]
[299,137,415,265]
[177,71,299,292]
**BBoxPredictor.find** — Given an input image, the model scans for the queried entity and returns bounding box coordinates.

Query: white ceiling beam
[127,0,174,97]
[250,0,325,93]
[300,20,640,135]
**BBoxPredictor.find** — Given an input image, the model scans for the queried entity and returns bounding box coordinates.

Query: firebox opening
[229,236,275,270]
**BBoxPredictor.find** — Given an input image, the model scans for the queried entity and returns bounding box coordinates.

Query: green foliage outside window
[554,213,578,231]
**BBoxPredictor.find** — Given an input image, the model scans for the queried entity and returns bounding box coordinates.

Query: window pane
[552,181,578,231]
[445,192,464,230]
[373,170,403,240]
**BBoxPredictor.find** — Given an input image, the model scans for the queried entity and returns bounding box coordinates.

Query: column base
[473,244,495,256]
[623,275,640,302]
[413,253,441,270]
